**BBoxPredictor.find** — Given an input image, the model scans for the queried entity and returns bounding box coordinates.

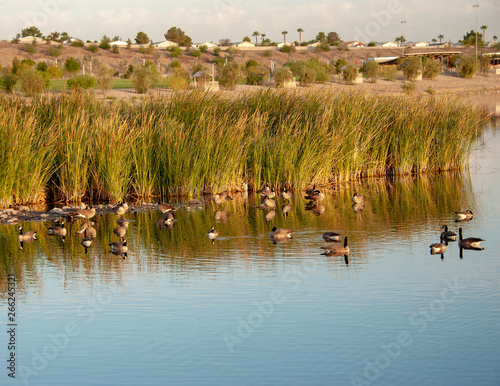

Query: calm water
[1,125,499,386]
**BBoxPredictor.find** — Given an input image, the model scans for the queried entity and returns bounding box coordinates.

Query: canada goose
[81,229,92,248]
[264,210,276,222]
[18,226,37,242]
[258,186,275,199]
[323,231,341,242]
[305,190,325,202]
[305,185,317,196]
[321,237,350,255]
[270,227,293,241]
[430,235,447,255]
[213,192,233,205]
[161,211,174,225]
[263,197,276,209]
[113,202,128,216]
[458,228,484,250]
[109,239,128,254]
[47,221,67,237]
[282,204,292,217]
[281,189,292,201]
[455,210,473,222]
[75,207,96,219]
[352,193,365,204]
[157,201,176,213]
[441,225,456,241]
[207,226,218,244]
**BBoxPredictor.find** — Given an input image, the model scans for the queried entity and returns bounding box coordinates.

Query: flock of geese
[429,210,485,259]
[15,187,486,262]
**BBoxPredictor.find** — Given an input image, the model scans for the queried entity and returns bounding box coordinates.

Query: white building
[154,40,179,49]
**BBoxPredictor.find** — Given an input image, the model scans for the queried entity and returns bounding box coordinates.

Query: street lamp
[401,20,406,56]
[473,5,479,58]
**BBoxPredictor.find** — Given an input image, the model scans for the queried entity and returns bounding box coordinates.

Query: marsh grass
[0,89,487,206]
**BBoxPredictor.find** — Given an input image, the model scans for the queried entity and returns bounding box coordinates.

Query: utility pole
[473,5,479,58]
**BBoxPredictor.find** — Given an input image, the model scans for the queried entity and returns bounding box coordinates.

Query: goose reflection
[282,204,292,217]
[264,210,276,222]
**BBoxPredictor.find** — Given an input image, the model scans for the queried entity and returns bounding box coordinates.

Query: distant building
[232,41,255,48]
[345,41,366,47]
[18,36,44,44]
[410,41,429,47]
[487,41,499,48]
[154,40,179,49]
[195,42,218,49]
[277,41,293,48]
[110,40,128,46]
[308,42,322,47]
[378,41,398,48]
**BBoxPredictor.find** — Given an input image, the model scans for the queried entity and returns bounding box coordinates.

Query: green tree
[282,31,288,44]
[297,28,304,45]
[243,36,251,42]
[422,58,442,79]
[64,57,81,73]
[2,74,18,93]
[60,32,70,43]
[126,38,132,49]
[99,35,111,49]
[367,42,376,47]
[327,32,341,44]
[299,66,316,86]
[132,65,155,93]
[432,38,437,44]
[48,31,61,42]
[165,27,192,47]
[21,26,42,37]
[462,30,483,47]
[47,64,63,79]
[457,55,479,78]
[19,70,46,96]
[135,31,150,44]
[480,25,488,44]
[362,60,380,83]
[316,32,326,43]
[218,62,241,90]
[11,57,21,75]
[252,31,260,45]
[399,57,421,81]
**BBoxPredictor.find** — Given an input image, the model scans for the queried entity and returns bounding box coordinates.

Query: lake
[1,118,499,385]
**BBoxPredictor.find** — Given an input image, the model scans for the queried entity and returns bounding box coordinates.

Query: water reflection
[0,171,476,293]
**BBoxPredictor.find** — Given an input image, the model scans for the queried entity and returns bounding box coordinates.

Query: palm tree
[438,34,444,44]
[432,38,437,44]
[481,25,488,44]
[252,31,260,45]
[282,31,288,44]
[297,28,304,45]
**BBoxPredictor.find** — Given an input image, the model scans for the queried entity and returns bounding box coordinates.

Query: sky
[0,0,498,44]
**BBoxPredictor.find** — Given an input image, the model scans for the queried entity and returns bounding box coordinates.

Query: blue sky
[0,0,498,44]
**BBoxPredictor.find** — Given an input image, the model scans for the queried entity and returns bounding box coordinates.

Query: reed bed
[0,89,487,205]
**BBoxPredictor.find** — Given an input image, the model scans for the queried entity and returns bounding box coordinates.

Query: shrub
[218,62,241,89]
[280,45,296,54]
[479,56,490,75]
[402,81,416,94]
[212,58,225,66]
[342,65,358,84]
[132,66,154,93]
[422,59,442,79]
[37,62,48,72]
[399,57,421,81]
[335,59,347,73]
[273,66,294,86]
[213,47,221,56]
[99,36,111,50]
[67,75,96,90]
[300,66,316,86]
[47,64,63,79]
[189,49,201,58]
[25,44,37,55]
[245,64,268,85]
[262,49,273,57]
[2,74,18,93]
[96,64,114,94]
[70,40,84,47]
[112,44,119,54]
[87,44,99,53]
[367,42,376,47]
[245,59,258,68]
[457,56,478,78]
[48,46,62,58]
[362,60,380,83]
[449,55,460,68]
[170,47,183,58]
[199,45,208,53]
[170,60,181,68]
[380,65,398,81]
[166,67,190,91]
[19,70,46,95]
[64,57,81,73]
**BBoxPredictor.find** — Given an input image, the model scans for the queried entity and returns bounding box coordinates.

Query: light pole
[473,5,479,58]
[401,20,406,56]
